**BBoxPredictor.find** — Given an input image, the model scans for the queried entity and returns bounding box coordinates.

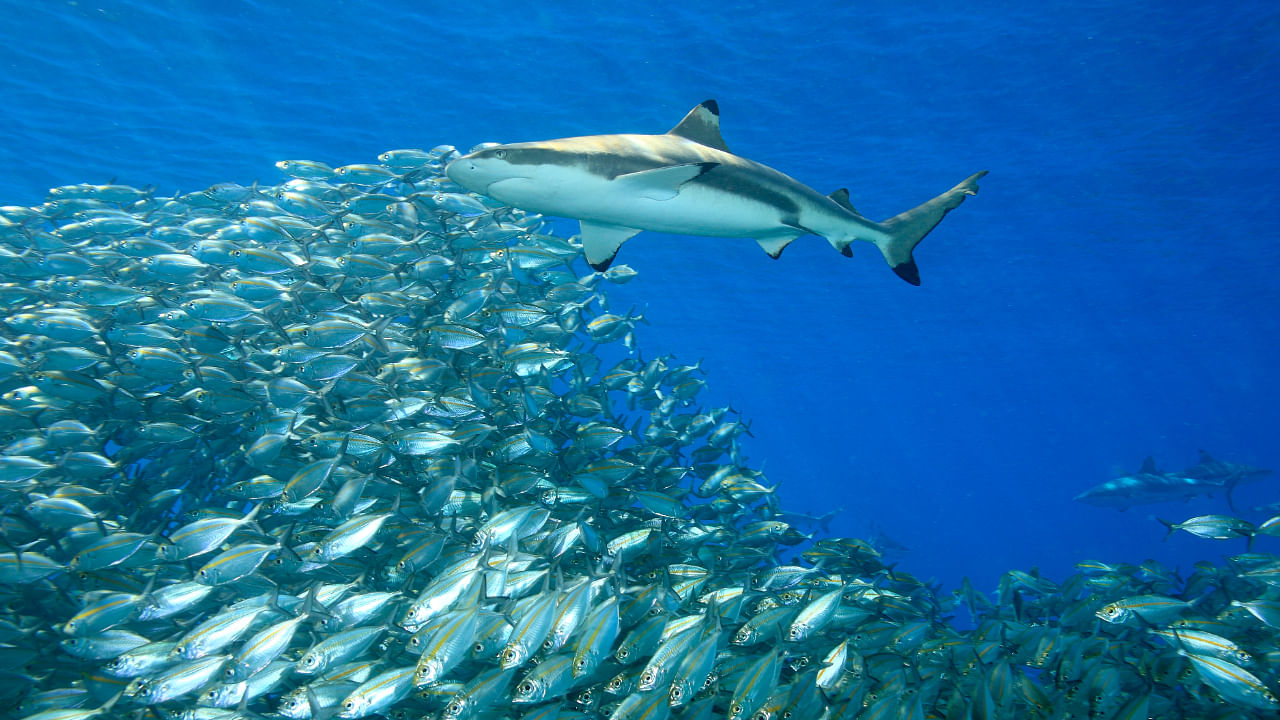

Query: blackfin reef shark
[1075,452,1273,511]
[446,100,987,284]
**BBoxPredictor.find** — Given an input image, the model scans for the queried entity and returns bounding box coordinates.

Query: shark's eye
[495,150,507,159]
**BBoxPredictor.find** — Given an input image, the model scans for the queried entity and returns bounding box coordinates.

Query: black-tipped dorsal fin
[827,188,860,216]
[668,100,730,153]
[1139,456,1158,474]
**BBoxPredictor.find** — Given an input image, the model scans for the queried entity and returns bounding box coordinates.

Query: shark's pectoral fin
[615,162,718,201]
[581,222,642,271]
[755,230,804,260]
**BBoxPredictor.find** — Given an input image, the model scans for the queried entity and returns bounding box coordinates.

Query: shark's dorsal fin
[1139,456,1158,474]
[580,222,642,271]
[668,100,731,153]
[827,188,860,216]
[1198,450,1216,464]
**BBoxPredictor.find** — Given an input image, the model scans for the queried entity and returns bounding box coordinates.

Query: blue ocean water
[1,0,1276,596]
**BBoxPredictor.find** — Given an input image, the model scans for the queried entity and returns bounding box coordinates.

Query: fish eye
[344,701,355,710]
[473,643,485,652]
[518,681,533,694]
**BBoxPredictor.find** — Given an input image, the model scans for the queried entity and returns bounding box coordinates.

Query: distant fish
[1075,453,1273,511]
[3,142,1275,720]
[446,100,987,284]
[1074,456,1220,510]
[1182,450,1273,512]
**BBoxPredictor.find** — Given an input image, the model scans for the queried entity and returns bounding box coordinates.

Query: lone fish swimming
[445,100,987,284]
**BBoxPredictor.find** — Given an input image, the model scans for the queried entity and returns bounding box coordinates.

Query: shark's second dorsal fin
[668,100,731,153]
[828,188,860,216]
[1139,456,1159,474]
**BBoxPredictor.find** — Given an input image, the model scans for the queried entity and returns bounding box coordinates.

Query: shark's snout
[443,158,475,185]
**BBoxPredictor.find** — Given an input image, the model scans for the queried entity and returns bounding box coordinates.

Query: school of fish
[2,146,1280,719]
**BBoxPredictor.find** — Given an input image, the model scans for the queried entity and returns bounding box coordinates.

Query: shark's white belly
[487,169,811,239]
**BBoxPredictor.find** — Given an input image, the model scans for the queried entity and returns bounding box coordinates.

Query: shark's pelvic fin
[581,222,642,271]
[876,170,988,285]
[667,100,731,153]
[756,231,804,259]
[615,162,719,201]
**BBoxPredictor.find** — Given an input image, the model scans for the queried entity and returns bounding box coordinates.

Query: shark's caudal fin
[874,170,988,285]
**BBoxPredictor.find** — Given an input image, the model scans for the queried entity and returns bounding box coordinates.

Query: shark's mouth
[485,177,535,194]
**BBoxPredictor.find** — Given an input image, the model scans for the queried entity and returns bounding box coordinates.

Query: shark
[445,100,987,284]
[1181,450,1274,512]
[1074,454,1274,511]
[1073,457,1219,510]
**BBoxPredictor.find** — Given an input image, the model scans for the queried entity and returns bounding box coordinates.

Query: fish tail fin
[874,171,988,285]
[1158,518,1176,541]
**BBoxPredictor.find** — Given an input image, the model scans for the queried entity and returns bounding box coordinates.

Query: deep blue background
[2,1,1277,594]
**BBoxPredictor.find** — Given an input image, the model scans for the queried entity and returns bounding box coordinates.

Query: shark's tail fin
[874,171,988,285]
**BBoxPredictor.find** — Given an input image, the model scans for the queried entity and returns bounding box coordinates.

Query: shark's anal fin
[581,222,642,271]
[667,100,731,153]
[615,162,718,201]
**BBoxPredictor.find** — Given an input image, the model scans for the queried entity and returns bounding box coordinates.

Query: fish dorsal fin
[1198,450,1216,464]
[615,162,718,201]
[827,188,860,216]
[580,222,642,271]
[1139,456,1158,474]
[668,100,731,153]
